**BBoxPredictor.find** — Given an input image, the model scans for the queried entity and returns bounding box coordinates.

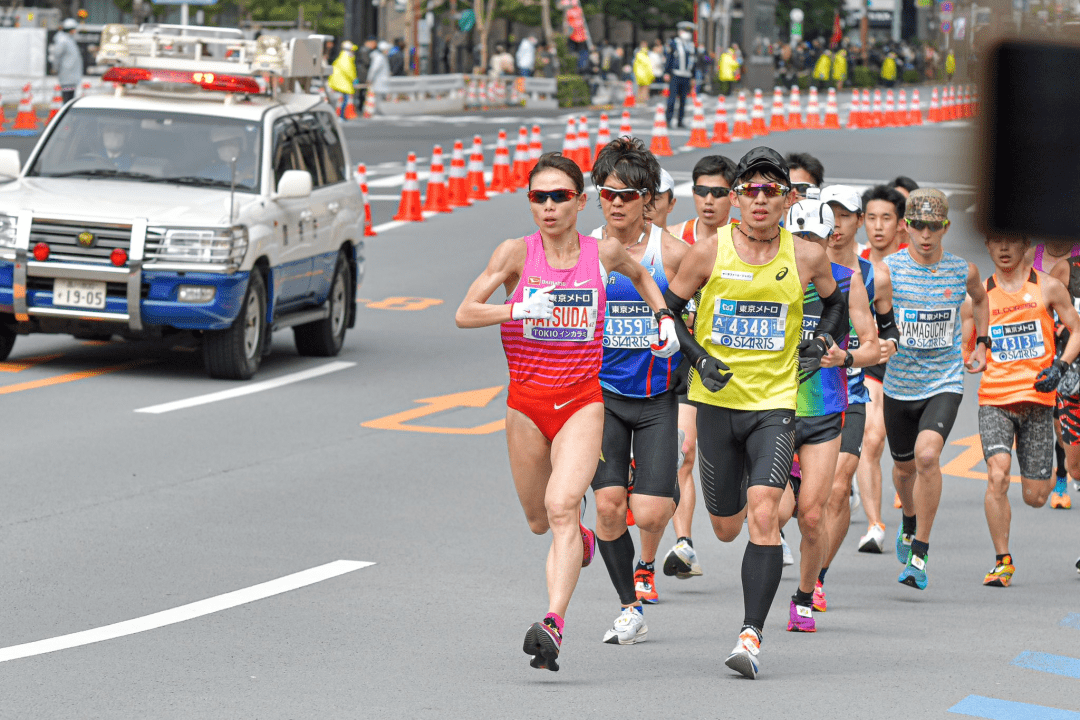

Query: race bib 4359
[711,297,788,351]
[603,300,657,349]
[524,288,598,342]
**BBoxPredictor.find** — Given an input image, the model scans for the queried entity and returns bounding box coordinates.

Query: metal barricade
[369,74,466,114]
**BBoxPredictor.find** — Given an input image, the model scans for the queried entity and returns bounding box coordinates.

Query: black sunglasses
[692,184,730,199]
[528,189,580,204]
[791,182,816,195]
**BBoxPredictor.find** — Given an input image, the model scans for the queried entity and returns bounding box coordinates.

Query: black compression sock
[902,513,917,537]
[911,539,929,559]
[741,542,784,631]
[636,559,655,572]
[792,589,813,607]
[678,536,693,548]
[818,566,829,584]
[597,529,638,606]
[1056,443,1066,478]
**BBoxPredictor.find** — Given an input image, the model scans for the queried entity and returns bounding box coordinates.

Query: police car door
[298,112,350,301]
[270,117,316,306]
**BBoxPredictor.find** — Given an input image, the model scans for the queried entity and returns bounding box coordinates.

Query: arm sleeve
[876,306,900,345]
[815,285,848,343]
[663,287,709,366]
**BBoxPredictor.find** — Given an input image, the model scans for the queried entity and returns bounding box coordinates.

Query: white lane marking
[0,560,373,663]
[135,361,355,414]
[371,219,408,233]
[365,194,404,201]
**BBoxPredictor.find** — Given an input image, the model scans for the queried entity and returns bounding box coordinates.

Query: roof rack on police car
[95,24,323,80]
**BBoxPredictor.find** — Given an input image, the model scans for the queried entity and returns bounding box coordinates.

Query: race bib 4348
[711,297,788,351]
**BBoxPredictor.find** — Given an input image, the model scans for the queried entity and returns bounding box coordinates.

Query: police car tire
[203,270,266,380]
[294,252,350,357]
[0,324,14,362]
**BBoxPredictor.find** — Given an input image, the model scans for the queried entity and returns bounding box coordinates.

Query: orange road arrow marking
[941,433,1020,483]
[0,359,154,395]
[361,385,506,435]
[0,354,63,373]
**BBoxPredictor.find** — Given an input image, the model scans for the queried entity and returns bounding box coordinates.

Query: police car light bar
[102,67,262,95]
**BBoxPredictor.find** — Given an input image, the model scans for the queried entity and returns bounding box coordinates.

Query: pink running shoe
[580,524,596,567]
[786,600,816,632]
[812,580,827,612]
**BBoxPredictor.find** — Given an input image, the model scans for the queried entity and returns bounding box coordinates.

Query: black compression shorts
[840,403,867,458]
[883,392,963,462]
[865,362,886,383]
[696,405,795,517]
[794,412,843,448]
[592,389,679,498]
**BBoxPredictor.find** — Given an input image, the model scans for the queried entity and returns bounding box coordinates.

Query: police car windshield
[28,109,262,193]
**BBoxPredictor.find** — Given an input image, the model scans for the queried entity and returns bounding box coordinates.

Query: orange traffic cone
[489,130,515,194]
[712,96,731,143]
[884,89,896,126]
[512,126,531,188]
[870,89,884,127]
[562,118,579,167]
[910,88,924,125]
[47,84,62,122]
[946,86,955,120]
[594,113,612,163]
[897,89,909,127]
[823,88,840,129]
[731,90,752,141]
[649,104,673,157]
[343,95,358,120]
[356,163,377,236]
[529,125,543,172]
[787,86,805,129]
[466,78,479,109]
[423,146,453,213]
[861,89,872,128]
[805,87,821,129]
[687,94,711,148]
[750,88,769,137]
[0,92,7,130]
[80,80,92,97]
[13,84,38,130]
[768,86,788,132]
[847,89,862,129]
[448,140,472,207]
[623,79,635,108]
[619,109,633,138]
[393,152,425,222]
[362,89,377,118]
[928,87,940,123]
[577,115,593,172]
[467,135,489,201]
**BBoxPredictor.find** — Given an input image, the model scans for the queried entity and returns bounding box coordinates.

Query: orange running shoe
[983,555,1015,587]
[893,492,903,509]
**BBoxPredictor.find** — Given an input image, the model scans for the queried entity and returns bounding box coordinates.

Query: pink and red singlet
[501,231,608,441]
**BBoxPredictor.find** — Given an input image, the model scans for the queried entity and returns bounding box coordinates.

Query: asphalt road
[1,111,1078,719]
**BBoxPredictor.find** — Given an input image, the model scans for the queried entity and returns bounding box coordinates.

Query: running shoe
[781,534,794,567]
[786,600,816,632]
[858,522,886,554]
[1074,478,1080,493]
[850,480,861,514]
[603,605,648,645]
[1075,556,1080,574]
[1050,490,1073,509]
[662,539,703,578]
[895,528,913,564]
[580,524,596,568]
[634,567,659,604]
[724,627,762,679]
[812,580,827,612]
[893,491,902,509]
[983,555,1015,587]
[898,552,929,590]
[523,618,562,671]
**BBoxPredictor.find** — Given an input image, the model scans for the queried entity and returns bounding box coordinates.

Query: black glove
[1035,359,1069,393]
[670,355,691,395]
[797,335,831,382]
[695,355,732,392]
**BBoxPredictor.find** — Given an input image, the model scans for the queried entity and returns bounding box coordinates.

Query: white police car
[0,26,364,379]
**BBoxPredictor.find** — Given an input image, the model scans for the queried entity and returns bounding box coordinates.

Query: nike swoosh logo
[574,280,590,287]
[554,400,573,410]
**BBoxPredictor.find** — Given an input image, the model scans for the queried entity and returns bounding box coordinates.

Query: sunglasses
[692,184,731,198]
[906,218,949,232]
[527,189,580,204]
[597,186,648,202]
[733,182,790,198]
[791,182,815,195]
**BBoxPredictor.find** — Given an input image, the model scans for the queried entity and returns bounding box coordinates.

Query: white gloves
[512,285,556,320]
[650,314,681,358]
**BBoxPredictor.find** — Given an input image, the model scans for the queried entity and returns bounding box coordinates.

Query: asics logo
[554,400,573,410]
[776,267,789,281]
[574,279,590,287]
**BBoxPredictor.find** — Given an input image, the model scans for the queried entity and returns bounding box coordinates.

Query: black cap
[734,146,790,185]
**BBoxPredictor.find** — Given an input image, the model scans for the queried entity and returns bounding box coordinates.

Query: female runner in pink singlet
[456,153,679,671]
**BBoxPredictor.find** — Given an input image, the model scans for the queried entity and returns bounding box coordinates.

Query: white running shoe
[724,628,761,679]
[858,523,886,554]
[849,480,861,516]
[662,539,703,578]
[603,606,648,645]
[780,535,794,567]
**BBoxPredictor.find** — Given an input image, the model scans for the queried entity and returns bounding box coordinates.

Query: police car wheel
[0,323,14,362]
[203,269,266,380]
[294,251,350,357]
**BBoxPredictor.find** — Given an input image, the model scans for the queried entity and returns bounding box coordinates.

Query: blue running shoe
[898,553,928,590]
[895,528,913,564]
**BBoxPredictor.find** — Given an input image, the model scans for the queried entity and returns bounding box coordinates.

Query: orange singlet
[978,269,1057,407]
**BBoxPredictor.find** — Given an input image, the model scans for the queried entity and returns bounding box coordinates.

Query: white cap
[657,169,675,194]
[820,184,862,213]
[786,199,835,239]
[62,18,78,30]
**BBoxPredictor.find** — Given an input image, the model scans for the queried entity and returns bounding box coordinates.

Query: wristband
[655,308,676,324]
[816,333,834,350]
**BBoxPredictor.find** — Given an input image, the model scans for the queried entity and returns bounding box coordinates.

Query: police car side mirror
[276,170,312,199]
[0,149,20,180]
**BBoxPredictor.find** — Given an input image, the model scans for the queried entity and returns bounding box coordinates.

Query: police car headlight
[0,214,17,248]
[153,226,248,266]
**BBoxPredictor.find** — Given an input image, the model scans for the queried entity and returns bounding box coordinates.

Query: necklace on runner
[739,224,780,244]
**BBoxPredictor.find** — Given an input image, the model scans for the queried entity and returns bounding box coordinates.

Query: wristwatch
[976,335,992,350]
[655,308,676,324]
[843,350,854,368]
[817,333,835,350]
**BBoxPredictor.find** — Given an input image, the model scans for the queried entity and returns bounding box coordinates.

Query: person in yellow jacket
[831,48,848,89]
[945,49,956,81]
[328,41,358,119]
[880,50,898,88]
[633,41,655,105]
[812,49,832,89]
[717,47,738,95]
